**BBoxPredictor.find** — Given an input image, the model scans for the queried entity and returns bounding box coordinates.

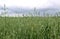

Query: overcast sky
[0,0,60,8]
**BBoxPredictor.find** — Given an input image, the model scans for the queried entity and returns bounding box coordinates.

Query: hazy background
[0,0,60,8]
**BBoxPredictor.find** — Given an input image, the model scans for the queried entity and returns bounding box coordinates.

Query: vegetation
[0,17,60,39]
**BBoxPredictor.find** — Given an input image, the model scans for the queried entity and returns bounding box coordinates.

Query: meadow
[0,17,60,39]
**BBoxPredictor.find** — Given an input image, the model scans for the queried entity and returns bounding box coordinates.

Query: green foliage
[0,17,60,39]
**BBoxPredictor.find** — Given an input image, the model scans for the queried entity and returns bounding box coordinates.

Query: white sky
[0,0,60,8]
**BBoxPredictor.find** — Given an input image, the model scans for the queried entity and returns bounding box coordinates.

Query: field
[0,17,60,39]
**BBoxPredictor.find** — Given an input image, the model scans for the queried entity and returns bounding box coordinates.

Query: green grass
[0,17,60,39]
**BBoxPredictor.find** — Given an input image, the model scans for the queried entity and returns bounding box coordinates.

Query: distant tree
[43,13,46,17]
[23,14,24,17]
[33,7,37,16]
[54,13,58,17]
[58,12,60,17]
[46,13,49,17]
[3,4,7,15]
[38,11,40,16]
[34,7,36,12]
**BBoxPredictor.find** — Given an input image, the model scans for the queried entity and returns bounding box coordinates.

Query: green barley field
[0,17,60,39]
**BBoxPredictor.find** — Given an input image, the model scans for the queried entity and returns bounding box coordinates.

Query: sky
[0,0,60,8]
